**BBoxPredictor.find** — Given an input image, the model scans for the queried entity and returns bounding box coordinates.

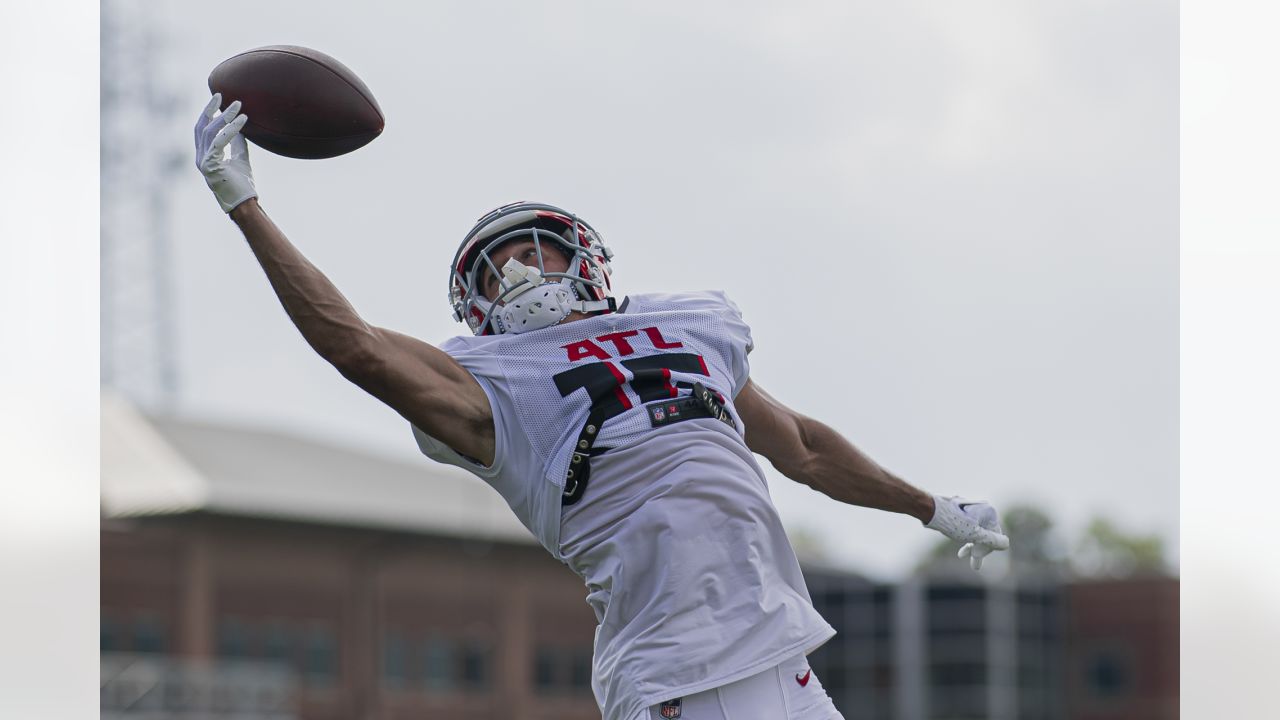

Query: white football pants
[636,653,845,720]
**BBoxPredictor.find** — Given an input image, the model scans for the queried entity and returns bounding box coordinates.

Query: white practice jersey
[412,290,834,720]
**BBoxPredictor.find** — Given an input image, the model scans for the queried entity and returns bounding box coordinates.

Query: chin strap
[572,297,616,313]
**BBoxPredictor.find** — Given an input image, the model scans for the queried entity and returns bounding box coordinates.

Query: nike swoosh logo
[796,669,811,687]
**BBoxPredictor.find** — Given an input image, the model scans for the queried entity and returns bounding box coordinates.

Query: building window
[930,662,987,687]
[533,645,589,696]
[382,632,409,688]
[133,614,166,654]
[303,626,338,687]
[460,640,490,691]
[569,650,593,693]
[872,589,893,642]
[1018,663,1044,689]
[927,601,987,634]
[927,586,985,603]
[929,686,987,719]
[101,614,118,653]
[872,663,894,690]
[534,647,559,693]
[819,589,847,609]
[1085,649,1131,699]
[262,620,293,665]
[422,635,454,692]
[216,617,249,658]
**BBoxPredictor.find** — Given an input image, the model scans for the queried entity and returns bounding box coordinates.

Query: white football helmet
[449,202,616,336]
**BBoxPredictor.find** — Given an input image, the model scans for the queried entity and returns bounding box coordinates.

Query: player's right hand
[925,495,1010,571]
[194,93,257,213]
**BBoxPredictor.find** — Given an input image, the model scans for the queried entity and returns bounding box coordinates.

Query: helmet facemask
[449,203,615,336]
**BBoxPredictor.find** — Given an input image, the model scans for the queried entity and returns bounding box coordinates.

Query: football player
[196,95,1009,720]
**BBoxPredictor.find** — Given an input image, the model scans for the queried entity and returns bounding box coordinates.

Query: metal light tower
[101,0,183,411]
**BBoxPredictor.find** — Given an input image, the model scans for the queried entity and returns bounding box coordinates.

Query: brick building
[102,392,598,720]
[1064,577,1179,720]
[803,567,1177,720]
[102,393,1178,719]
[805,567,1067,720]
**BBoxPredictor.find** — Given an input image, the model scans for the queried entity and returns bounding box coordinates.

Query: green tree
[787,525,831,565]
[1002,505,1065,568]
[1071,516,1168,578]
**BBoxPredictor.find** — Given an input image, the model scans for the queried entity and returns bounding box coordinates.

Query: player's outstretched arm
[195,96,495,465]
[736,379,934,519]
[227,201,494,462]
[736,379,1008,568]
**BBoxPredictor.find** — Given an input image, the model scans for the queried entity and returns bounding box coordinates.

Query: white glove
[194,93,257,212]
[925,495,1010,570]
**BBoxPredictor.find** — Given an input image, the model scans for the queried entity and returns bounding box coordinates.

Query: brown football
[208,45,384,159]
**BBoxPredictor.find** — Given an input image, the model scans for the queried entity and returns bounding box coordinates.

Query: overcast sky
[112,0,1177,579]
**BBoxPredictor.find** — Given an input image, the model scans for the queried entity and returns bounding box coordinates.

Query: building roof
[100,391,536,545]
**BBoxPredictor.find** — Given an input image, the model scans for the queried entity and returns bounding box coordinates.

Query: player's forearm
[788,419,935,522]
[229,199,377,367]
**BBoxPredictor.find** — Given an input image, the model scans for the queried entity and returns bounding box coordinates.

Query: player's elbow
[325,333,385,385]
[770,423,825,488]
[789,421,836,490]
[783,452,827,491]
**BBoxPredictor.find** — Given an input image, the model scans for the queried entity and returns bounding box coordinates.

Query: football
[207,45,384,159]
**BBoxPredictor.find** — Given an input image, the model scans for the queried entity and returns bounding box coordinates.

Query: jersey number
[553,353,709,424]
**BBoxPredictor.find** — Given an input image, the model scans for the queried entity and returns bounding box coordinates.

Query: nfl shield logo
[659,698,682,718]
[654,407,666,421]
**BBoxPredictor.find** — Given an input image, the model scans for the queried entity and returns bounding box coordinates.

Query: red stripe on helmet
[533,210,593,249]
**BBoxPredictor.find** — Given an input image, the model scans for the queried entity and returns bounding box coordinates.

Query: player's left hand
[925,495,1010,570]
